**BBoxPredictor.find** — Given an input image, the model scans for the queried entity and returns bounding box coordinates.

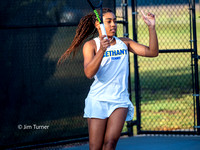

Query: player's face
[103,12,117,37]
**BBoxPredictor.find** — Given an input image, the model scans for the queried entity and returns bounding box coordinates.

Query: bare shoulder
[83,39,96,53]
[119,37,134,45]
[83,39,96,48]
[119,37,134,42]
[83,40,96,58]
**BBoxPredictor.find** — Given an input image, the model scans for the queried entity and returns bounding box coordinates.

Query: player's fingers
[141,10,147,18]
[104,40,110,46]
[100,35,107,40]
[151,14,155,18]
[147,12,155,18]
[100,41,110,51]
[100,36,110,49]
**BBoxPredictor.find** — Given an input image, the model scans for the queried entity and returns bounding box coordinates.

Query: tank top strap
[114,36,127,48]
[94,37,100,52]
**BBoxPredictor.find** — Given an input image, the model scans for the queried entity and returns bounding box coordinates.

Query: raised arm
[124,11,159,57]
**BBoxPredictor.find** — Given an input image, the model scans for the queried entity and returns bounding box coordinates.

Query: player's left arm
[122,11,159,57]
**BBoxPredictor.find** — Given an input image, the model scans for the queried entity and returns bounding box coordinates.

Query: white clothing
[84,36,134,121]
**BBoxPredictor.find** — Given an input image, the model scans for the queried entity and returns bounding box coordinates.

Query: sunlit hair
[57,8,113,65]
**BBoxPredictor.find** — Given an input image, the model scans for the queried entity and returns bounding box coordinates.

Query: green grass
[140,97,194,131]
[119,4,200,133]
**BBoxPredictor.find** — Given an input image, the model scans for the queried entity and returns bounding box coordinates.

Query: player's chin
[108,32,116,37]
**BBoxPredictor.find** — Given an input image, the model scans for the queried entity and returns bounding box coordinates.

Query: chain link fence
[0,0,199,149]
[0,0,116,148]
[132,0,198,133]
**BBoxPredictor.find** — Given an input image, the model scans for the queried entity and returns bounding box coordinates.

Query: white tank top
[86,36,130,103]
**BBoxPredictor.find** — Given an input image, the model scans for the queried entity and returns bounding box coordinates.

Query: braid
[57,8,113,65]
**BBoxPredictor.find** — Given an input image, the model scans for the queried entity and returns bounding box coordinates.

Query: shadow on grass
[131,66,193,104]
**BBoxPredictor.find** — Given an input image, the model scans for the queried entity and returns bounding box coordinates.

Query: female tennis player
[58,8,158,150]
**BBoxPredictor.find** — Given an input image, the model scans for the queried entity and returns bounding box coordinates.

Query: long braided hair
[57,8,113,65]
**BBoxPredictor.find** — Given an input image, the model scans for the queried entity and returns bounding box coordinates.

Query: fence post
[131,0,141,134]
[191,0,200,134]
[121,0,134,136]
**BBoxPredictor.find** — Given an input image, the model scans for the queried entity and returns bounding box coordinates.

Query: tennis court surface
[56,135,200,150]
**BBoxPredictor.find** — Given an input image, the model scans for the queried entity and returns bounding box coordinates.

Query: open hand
[141,10,155,27]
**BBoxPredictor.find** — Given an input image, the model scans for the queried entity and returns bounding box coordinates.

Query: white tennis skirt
[83,97,134,121]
